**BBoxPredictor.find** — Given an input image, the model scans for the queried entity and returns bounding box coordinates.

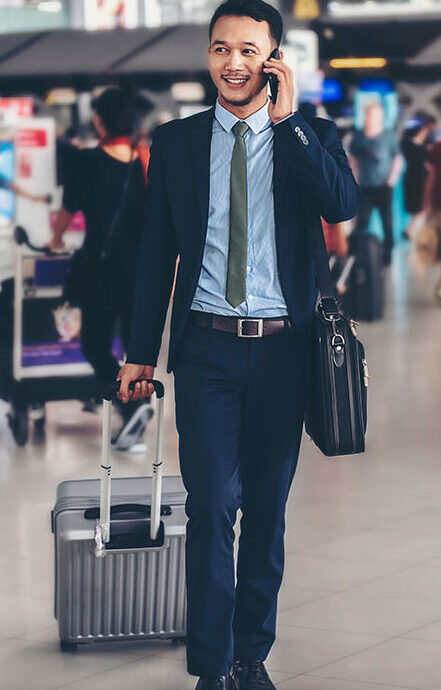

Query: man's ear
[279,49,284,60]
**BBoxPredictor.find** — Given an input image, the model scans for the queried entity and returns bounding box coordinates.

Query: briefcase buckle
[237,318,264,338]
[319,297,340,321]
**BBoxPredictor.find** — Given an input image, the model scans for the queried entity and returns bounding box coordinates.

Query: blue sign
[0,137,15,226]
[322,79,343,102]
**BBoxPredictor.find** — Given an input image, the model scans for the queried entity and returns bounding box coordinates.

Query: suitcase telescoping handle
[95,379,165,556]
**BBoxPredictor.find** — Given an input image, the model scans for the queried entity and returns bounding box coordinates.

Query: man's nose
[225,50,244,71]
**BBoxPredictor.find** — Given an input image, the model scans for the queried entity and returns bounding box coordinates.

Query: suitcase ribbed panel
[58,534,186,642]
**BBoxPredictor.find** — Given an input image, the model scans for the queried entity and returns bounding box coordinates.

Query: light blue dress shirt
[191,99,288,318]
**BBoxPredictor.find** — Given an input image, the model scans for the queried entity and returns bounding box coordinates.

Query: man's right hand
[117,364,155,403]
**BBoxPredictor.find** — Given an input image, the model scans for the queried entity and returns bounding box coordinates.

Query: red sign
[17,129,48,148]
[0,97,33,118]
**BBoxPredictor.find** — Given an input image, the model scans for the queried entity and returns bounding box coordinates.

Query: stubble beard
[219,75,268,109]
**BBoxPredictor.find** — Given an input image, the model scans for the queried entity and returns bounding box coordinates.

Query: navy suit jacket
[126,107,360,372]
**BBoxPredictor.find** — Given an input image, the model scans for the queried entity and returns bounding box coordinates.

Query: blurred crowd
[6,85,435,449]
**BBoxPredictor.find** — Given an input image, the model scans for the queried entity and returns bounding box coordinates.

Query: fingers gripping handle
[104,379,165,401]
[97,380,165,555]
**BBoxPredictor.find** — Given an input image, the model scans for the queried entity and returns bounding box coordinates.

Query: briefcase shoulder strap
[308,213,339,313]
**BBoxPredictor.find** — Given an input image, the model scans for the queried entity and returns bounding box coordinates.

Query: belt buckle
[237,318,264,338]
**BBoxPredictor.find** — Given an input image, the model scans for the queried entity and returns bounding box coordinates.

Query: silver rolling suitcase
[51,379,187,652]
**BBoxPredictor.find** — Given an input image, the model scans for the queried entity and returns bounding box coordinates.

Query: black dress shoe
[195,676,237,689]
[233,660,276,689]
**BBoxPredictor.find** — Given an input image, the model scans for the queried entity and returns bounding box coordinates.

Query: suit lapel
[190,107,215,239]
[273,122,290,232]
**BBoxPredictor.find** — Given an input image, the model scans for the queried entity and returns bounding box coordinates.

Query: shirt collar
[214,98,271,135]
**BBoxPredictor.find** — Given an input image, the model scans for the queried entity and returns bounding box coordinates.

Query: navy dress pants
[356,184,394,255]
[173,318,311,678]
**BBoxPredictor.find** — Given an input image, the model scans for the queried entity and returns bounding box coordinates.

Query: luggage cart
[8,226,99,445]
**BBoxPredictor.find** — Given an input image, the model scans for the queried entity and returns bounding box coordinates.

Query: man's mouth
[222,76,249,87]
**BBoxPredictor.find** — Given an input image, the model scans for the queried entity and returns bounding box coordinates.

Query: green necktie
[226,121,249,308]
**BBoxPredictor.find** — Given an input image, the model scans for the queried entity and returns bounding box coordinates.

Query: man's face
[364,105,384,131]
[209,15,274,108]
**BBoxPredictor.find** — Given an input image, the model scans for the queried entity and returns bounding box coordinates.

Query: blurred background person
[401,114,438,241]
[423,134,441,302]
[349,102,403,266]
[426,135,441,219]
[47,87,151,450]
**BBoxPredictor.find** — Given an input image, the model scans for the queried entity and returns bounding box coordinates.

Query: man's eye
[215,47,227,53]
[243,50,256,55]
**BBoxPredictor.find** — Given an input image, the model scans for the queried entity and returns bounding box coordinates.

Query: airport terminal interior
[1,1,441,689]
[1,249,441,690]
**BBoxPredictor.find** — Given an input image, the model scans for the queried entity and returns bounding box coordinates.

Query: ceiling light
[38,1,62,12]
[330,58,387,69]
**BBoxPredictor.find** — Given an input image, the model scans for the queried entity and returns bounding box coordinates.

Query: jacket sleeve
[276,112,360,223]
[126,127,178,367]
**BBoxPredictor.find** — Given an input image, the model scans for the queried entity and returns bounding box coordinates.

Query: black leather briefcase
[305,216,369,457]
[305,297,368,456]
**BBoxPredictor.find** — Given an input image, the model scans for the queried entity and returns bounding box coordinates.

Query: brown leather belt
[190,311,292,338]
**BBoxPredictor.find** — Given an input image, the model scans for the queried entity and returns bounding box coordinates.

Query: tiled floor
[1,246,441,690]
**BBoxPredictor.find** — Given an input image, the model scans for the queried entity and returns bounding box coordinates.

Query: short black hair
[209,0,283,48]
[92,87,136,138]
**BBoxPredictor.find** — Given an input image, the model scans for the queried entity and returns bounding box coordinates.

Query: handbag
[414,211,441,267]
[63,150,135,308]
[304,216,369,456]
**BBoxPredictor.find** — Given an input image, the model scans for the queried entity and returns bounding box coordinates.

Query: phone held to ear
[267,48,280,104]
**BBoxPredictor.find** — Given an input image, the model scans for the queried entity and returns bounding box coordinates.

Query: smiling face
[209,14,275,115]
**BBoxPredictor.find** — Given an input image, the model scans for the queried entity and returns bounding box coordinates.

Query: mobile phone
[267,48,280,104]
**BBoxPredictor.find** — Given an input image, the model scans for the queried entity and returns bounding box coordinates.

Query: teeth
[224,78,247,83]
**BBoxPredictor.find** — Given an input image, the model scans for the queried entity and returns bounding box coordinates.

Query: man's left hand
[264,52,294,124]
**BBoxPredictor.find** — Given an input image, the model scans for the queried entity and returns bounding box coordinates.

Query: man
[118,1,359,687]
[349,102,403,265]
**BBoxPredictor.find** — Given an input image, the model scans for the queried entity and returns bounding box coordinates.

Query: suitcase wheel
[60,640,78,653]
[172,637,187,646]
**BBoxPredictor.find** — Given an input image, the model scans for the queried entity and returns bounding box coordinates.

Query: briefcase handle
[95,379,165,556]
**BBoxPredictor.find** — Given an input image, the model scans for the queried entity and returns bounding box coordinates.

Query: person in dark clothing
[48,88,151,448]
[349,103,403,266]
[400,116,437,240]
